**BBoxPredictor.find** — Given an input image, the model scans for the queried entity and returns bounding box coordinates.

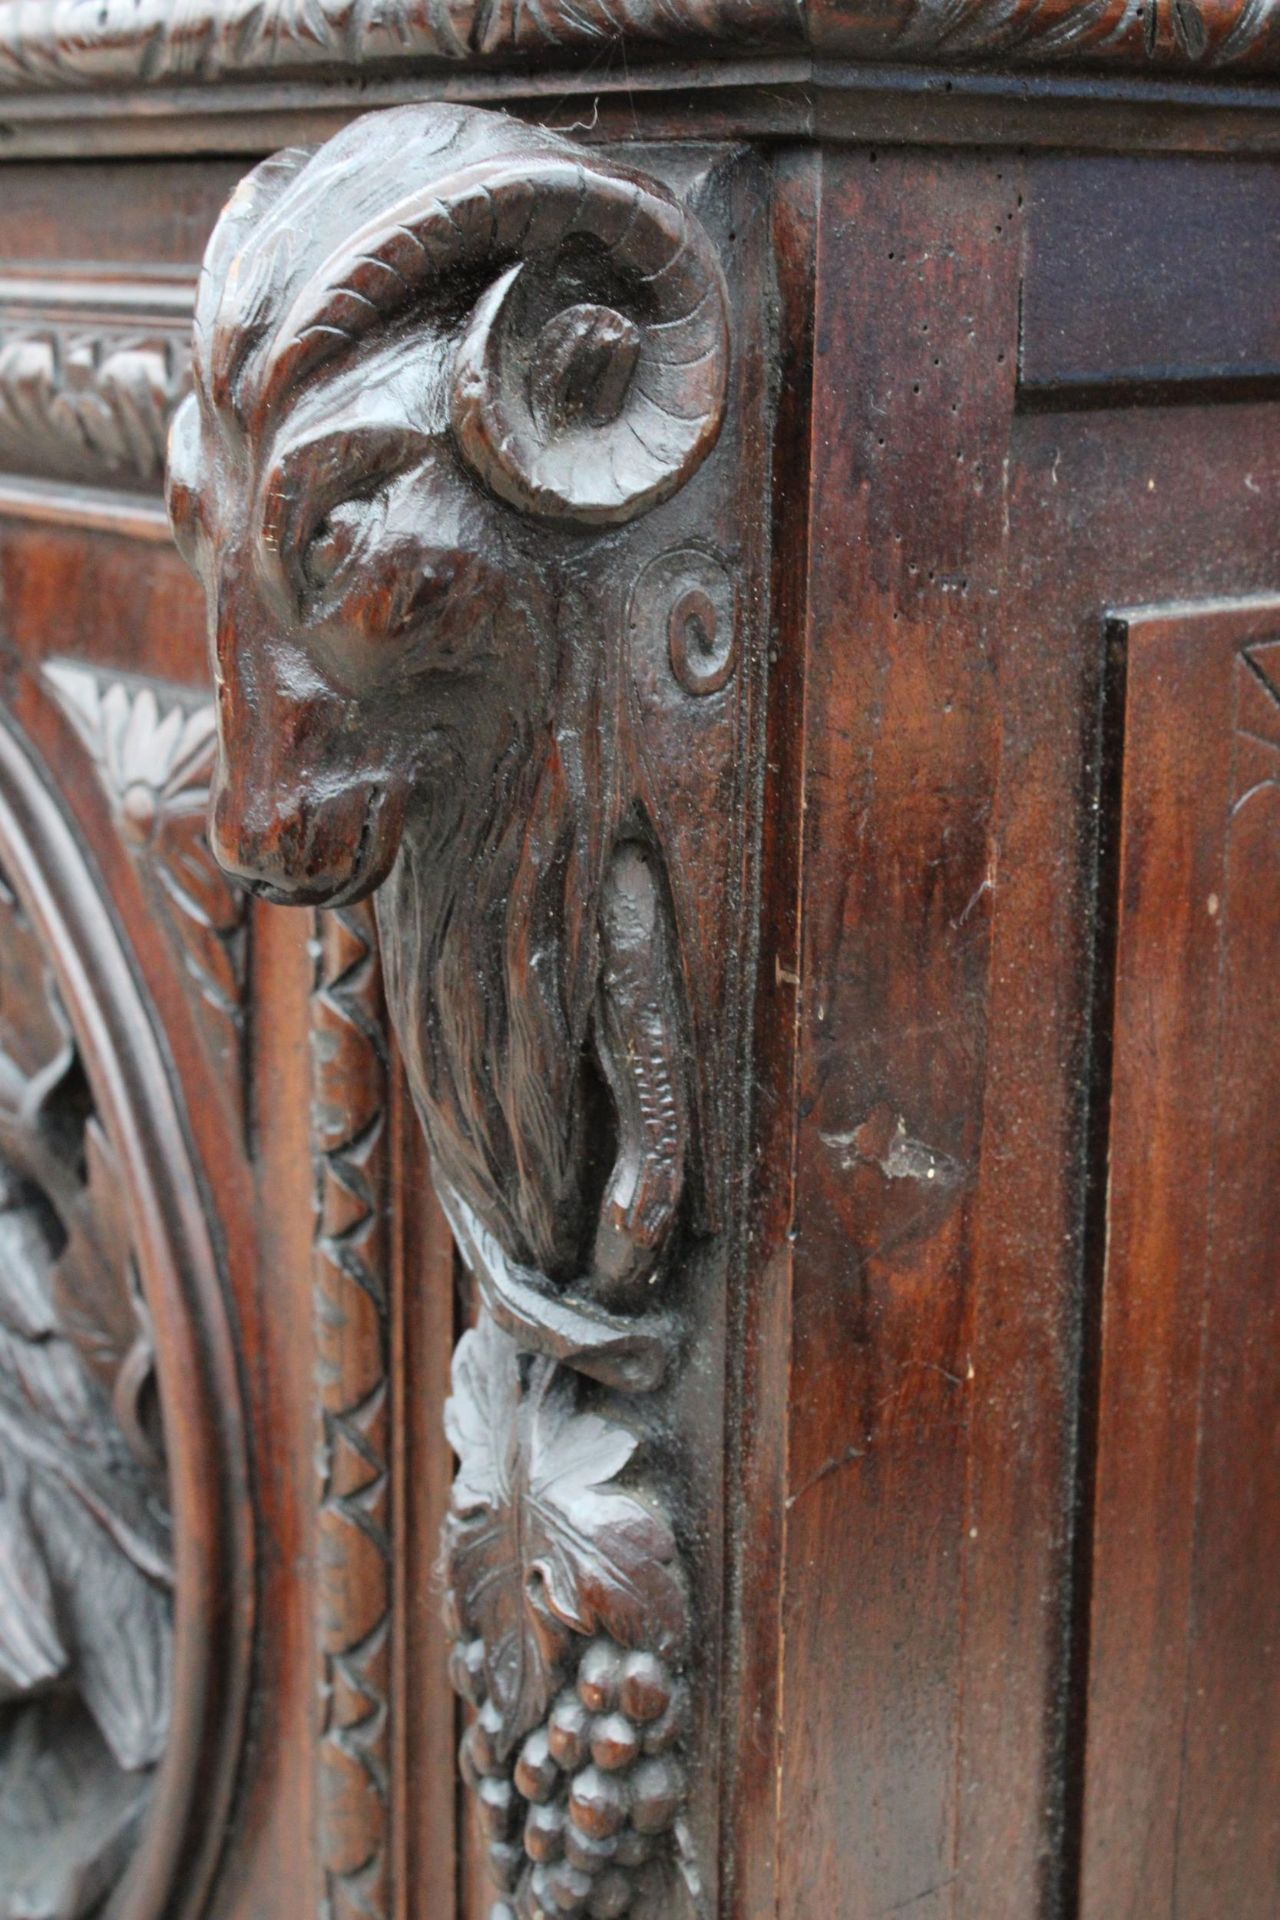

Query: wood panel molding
[1078,595,1280,1918]
[0,0,1276,86]
[311,900,394,1919]
[168,100,768,1920]
[0,714,250,1920]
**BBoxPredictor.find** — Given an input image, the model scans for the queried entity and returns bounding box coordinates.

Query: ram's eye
[302,497,365,594]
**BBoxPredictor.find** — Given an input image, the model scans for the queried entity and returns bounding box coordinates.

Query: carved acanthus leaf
[445,1313,685,1753]
[0,0,798,89]
[43,663,247,1113]
[0,327,189,488]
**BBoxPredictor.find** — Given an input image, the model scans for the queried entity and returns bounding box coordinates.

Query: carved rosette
[169,101,746,1920]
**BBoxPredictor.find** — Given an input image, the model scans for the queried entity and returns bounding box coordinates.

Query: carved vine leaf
[445,1313,685,1754]
[0,1457,64,1695]
[0,1696,151,1920]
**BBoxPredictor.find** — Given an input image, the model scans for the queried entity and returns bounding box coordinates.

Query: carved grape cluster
[451,1631,689,1919]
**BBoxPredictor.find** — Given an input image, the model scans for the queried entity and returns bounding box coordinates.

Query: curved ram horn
[249,115,728,525]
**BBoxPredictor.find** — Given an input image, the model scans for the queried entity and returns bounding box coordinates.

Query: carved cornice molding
[815,0,1280,67]
[170,101,768,1919]
[0,0,1275,86]
[0,0,794,86]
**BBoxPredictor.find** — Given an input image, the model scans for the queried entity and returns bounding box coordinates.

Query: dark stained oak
[0,37,1270,1920]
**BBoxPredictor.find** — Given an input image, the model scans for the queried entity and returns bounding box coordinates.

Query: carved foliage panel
[168,103,771,1920]
[0,716,249,1920]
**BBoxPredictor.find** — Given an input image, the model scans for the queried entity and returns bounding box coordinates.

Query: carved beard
[375,587,613,1283]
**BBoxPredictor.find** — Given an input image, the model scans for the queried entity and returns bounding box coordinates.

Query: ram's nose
[209,766,386,908]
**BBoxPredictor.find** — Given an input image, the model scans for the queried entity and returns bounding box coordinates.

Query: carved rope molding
[0,0,1277,78]
[168,101,761,1919]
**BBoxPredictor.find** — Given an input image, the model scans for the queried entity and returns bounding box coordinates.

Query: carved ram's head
[167,103,728,909]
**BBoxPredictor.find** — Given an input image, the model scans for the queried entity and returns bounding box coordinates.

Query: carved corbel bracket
[170,101,768,1920]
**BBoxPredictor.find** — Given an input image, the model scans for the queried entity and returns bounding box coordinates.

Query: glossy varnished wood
[0,40,1272,1920]
[1080,598,1280,1920]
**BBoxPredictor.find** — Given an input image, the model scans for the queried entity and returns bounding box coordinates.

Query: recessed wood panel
[1080,595,1280,1920]
[1021,158,1280,407]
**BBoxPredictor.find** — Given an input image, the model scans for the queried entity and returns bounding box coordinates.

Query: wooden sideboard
[0,9,1274,1919]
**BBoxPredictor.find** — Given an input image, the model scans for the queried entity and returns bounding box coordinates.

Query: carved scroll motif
[168,102,750,1920]
[311,902,393,1919]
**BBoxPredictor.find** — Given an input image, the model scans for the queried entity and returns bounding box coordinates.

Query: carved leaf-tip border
[42,662,248,1120]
